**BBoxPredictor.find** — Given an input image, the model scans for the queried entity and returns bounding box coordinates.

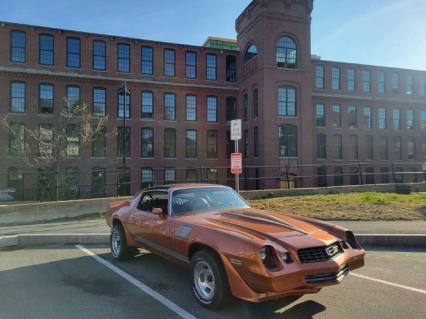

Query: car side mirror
[152,207,164,215]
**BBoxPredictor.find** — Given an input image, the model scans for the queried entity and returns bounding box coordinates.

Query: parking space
[0,245,425,319]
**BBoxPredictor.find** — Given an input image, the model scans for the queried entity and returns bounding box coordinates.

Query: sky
[0,0,425,70]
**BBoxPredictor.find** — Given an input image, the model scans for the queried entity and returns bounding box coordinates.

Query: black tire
[190,250,231,309]
[110,223,138,261]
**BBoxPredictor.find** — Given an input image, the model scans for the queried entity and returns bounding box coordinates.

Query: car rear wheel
[191,250,230,309]
[111,223,137,261]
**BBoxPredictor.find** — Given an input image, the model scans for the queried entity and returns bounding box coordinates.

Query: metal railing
[1,161,425,203]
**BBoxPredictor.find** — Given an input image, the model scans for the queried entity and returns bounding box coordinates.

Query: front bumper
[227,248,365,302]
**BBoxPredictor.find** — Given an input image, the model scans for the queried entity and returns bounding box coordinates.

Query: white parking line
[76,245,198,319]
[350,273,426,295]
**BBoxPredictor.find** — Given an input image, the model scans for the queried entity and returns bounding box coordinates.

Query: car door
[131,191,170,249]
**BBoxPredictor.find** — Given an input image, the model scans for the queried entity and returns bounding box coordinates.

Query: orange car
[106,184,365,309]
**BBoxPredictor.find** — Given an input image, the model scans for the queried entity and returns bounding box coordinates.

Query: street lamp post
[121,82,129,169]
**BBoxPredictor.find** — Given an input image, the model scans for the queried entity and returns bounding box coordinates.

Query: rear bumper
[227,248,365,302]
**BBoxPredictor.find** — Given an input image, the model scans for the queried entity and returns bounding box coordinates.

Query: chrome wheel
[193,261,216,301]
[111,229,121,257]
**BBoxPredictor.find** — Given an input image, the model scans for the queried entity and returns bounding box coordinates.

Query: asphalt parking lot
[0,245,425,319]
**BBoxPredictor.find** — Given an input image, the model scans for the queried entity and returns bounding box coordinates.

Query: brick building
[1,0,426,200]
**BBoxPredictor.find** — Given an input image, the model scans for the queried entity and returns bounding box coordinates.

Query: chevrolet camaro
[106,184,365,309]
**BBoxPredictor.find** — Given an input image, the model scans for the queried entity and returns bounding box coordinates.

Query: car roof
[144,183,227,192]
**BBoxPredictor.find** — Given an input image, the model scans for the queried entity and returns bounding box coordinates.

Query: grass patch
[249,192,426,221]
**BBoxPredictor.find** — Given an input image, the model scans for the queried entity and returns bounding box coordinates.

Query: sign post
[230,119,242,192]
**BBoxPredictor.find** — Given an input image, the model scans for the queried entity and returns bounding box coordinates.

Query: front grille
[305,265,349,284]
[297,242,342,263]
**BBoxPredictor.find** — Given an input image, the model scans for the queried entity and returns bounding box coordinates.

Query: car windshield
[171,186,250,215]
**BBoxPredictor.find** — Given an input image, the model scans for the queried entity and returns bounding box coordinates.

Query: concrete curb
[1,233,425,250]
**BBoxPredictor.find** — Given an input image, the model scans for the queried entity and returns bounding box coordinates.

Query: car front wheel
[110,223,137,261]
[191,250,230,309]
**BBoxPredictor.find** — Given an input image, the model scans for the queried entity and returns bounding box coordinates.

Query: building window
[185,51,197,79]
[8,167,24,200]
[141,46,153,75]
[91,168,106,198]
[254,127,259,157]
[39,83,54,114]
[422,137,426,160]
[349,135,358,160]
[164,49,175,77]
[244,44,258,64]
[253,88,259,119]
[406,109,414,131]
[420,77,426,97]
[316,103,325,127]
[315,65,324,89]
[117,127,131,158]
[164,93,176,121]
[92,87,106,117]
[317,166,327,187]
[92,126,106,157]
[366,135,373,160]
[347,68,356,91]
[363,106,372,129]
[141,168,154,188]
[207,96,217,122]
[276,36,296,68]
[331,104,341,128]
[278,86,296,116]
[408,136,416,160]
[207,130,218,159]
[226,131,232,158]
[8,123,24,156]
[185,129,197,158]
[59,167,80,200]
[331,67,340,90]
[378,107,386,129]
[164,128,176,158]
[92,40,106,70]
[39,33,54,65]
[362,70,371,93]
[141,91,154,119]
[10,81,25,113]
[333,135,342,159]
[186,95,197,121]
[226,96,237,121]
[392,108,401,130]
[67,37,80,68]
[421,111,426,130]
[317,134,327,159]
[379,136,388,160]
[65,124,80,157]
[393,136,402,160]
[243,129,248,158]
[365,167,375,184]
[279,125,297,157]
[66,85,80,114]
[117,167,131,196]
[350,167,360,185]
[377,71,385,93]
[348,105,357,128]
[117,89,130,118]
[243,94,248,121]
[207,168,218,183]
[185,169,198,183]
[391,72,399,93]
[334,167,343,186]
[141,127,154,158]
[10,30,26,63]
[226,55,237,82]
[38,123,53,157]
[164,168,176,184]
[206,54,217,80]
[380,167,390,183]
[406,74,413,95]
[117,43,130,72]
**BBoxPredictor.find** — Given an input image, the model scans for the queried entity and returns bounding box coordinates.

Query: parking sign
[231,153,242,174]
[230,119,242,140]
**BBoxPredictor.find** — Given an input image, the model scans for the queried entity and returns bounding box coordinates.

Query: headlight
[281,252,293,263]
[259,245,278,270]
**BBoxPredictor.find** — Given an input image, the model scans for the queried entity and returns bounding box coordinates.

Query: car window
[137,191,168,214]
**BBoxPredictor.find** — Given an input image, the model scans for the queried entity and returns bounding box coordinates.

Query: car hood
[191,208,339,247]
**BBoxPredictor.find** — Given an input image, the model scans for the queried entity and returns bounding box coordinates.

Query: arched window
[276,36,297,68]
[278,125,297,157]
[244,44,258,64]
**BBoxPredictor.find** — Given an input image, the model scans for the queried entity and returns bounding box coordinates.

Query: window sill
[91,157,107,159]
[140,118,155,121]
[8,112,27,115]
